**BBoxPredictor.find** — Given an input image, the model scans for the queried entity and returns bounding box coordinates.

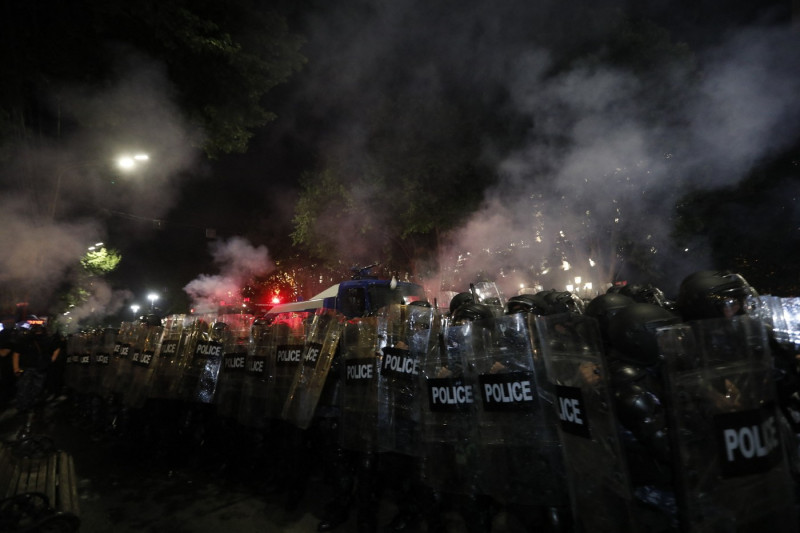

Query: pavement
[0,396,528,533]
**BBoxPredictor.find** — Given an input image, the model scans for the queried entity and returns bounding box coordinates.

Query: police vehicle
[262,265,427,321]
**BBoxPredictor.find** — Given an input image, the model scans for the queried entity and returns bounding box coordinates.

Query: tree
[0,0,306,158]
[290,90,502,277]
[80,247,122,277]
[58,245,124,330]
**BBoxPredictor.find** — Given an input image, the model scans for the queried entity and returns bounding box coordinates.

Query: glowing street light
[147,293,159,311]
[130,304,140,318]
[117,153,150,171]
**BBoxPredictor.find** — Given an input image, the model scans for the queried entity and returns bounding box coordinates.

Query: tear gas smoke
[445,24,800,298]
[183,237,275,313]
[61,282,134,333]
[0,51,204,321]
[292,0,800,301]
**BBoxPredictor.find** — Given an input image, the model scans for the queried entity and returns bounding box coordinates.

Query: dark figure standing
[13,325,60,413]
[0,320,18,408]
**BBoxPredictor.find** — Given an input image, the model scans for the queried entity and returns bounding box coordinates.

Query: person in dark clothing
[0,320,18,407]
[44,331,68,400]
[12,325,60,413]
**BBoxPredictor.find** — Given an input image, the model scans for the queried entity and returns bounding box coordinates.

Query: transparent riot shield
[123,321,165,408]
[282,309,344,429]
[215,313,256,419]
[657,317,798,533]
[69,331,94,396]
[536,313,639,533]
[265,313,308,420]
[176,315,222,404]
[148,315,193,400]
[90,327,117,397]
[99,324,128,399]
[340,315,383,453]
[419,317,482,496]
[472,313,569,509]
[62,334,76,391]
[108,321,137,398]
[376,304,430,457]
[237,318,272,428]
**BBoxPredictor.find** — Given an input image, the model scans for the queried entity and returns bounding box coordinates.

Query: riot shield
[90,327,117,397]
[340,315,383,453]
[108,321,137,397]
[61,333,75,393]
[376,304,430,457]
[282,309,344,429]
[123,321,165,408]
[214,313,255,419]
[265,313,308,420]
[68,331,94,395]
[237,318,272,428]
[657,316,798,533]
[418,316,481,496]
[148,315,193,400]
[175,315,222,404]
[536,313,639,533]
[472,313,569,509]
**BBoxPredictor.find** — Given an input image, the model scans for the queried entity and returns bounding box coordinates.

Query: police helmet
[543,290,585,315]
[607,303,682,366]
[585,293,635,339]
[449,292,475,315]
[506,294,547,315]
[619,283,674,310]
[209,321,230,342]
[451,302,495,326]
[676,270,758,322]
[530,290,584,316]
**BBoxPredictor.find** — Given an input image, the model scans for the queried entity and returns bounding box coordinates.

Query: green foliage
[107,0,307,156]
[80,247,122,276]
[290,90,500,273]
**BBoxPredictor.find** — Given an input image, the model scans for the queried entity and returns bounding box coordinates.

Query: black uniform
[14,327,59,412]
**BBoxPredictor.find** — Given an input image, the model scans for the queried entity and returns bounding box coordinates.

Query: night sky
[1,0,798,328]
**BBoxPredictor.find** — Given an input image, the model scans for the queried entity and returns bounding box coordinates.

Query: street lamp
[130,304,140,318]
[117,153,150,171]
[147,293,159,311]
[52,152,151,219]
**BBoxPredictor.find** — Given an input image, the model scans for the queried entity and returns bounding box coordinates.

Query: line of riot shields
[60,300,800,533]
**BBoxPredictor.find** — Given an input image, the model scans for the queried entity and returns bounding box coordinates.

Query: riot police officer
[604,301,682,531]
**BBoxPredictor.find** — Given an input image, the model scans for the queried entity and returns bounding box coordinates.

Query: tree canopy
[0,0,306,157]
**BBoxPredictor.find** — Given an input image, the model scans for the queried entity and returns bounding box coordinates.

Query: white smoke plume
[183,237,275,313]
[0,50,204,321]
[61,282,134,333]
[444,23,800,298]
[285,0,798,300]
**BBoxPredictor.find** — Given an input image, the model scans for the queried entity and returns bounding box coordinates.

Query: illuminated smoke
[183,236,275,312]
[441,19,800,298]
[291,1,799,301]
[61,282,134,333]
[0,51,204,319]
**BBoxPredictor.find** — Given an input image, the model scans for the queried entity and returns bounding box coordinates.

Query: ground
[0,397,528,533]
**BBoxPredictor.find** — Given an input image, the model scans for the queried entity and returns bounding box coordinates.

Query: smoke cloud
[0,50,204,321]
[183,237,275,312]
[447,23,800,297]
[290,0,800,299]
